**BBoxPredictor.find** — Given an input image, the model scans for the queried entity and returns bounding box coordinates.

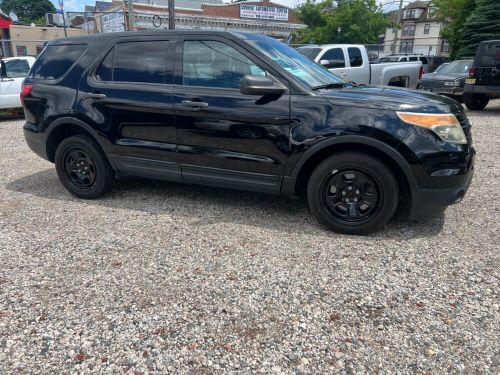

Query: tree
[0,0,56,25]
[433,0,476,59]
[455,0,500,57]
[297,0,389,44]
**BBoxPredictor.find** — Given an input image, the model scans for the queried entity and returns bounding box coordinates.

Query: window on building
[441,39,450,52]
[320,48,345,69]
[427,7,437,18]
[409,24,415,35]
[399,41,414,53]
[112,41,169,84]
[405,9,416,18]
[424,23,431,34]
[348,47,363,67]
[182,40,266,89]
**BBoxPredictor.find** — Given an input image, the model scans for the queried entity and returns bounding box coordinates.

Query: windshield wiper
[311,83,347,90]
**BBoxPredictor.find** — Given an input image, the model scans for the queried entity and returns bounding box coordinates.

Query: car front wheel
[307,152,399,235]
[55,135,116,199]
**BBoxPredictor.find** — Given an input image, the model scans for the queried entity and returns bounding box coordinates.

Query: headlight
[397,112,467,144]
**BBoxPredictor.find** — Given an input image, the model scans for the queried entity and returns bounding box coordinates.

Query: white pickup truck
[0,56,36,111]
[297,44,423,89]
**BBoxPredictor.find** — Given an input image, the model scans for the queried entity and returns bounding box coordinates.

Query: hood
[319,85,463,113]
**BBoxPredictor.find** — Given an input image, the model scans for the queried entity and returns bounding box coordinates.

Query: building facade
[88,0,304,39]
[383,1,449,57]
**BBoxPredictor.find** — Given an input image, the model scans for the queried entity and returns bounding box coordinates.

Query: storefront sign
[240,4,289,21]
[101,12,125,33]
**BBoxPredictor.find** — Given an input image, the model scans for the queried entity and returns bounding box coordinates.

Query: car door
[0,58,30,109]
[173,36,291,193]
[318,47,348,81]
[78,37,180,182]
[345,47,369,84]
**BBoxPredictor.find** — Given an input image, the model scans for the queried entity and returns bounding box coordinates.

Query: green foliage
[456,0,500,57]
[297,0,389,44]
[433,0,476,58]
[0,0,56,24]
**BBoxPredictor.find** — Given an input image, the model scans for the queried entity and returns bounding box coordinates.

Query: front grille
[454,110,472,145]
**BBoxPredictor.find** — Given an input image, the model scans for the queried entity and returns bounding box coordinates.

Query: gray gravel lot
[1,101,499,374]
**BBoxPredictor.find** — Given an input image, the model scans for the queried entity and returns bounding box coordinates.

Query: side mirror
[240,75,286,96]
[319,59,330,66]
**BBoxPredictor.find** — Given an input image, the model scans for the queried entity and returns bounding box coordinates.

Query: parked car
[416,59,473,101]
[297,45,422,88]
[464,40,500,110]
[378,54,429,73]
[22,31,474,234]
[0,56,36,111]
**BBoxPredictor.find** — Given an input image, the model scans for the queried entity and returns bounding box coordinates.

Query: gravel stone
[0,101,499,374]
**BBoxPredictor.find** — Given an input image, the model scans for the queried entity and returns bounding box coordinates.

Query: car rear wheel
[307,152,399,235]
[55,135,116,199]
[463,93,489,110]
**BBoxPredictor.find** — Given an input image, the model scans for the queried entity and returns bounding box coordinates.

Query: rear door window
[480,42,500,67]
[320,48,345,68]
[347,47,363,67]
[95,41,171,84]
[29,44,86,80]
[420,57,428,64]
[409,56,418,61]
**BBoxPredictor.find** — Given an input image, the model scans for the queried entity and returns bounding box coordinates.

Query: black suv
[23,31,475,234]
[464,40,500,110]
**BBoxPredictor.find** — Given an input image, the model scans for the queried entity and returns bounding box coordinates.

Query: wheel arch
[45,117,112,164]
[282,136,418,197]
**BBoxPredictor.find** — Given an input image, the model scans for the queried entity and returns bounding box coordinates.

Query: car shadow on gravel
[5,168,445,240]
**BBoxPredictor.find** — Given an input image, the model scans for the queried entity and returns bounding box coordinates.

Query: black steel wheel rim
[321,169,381,222]
[63,148,97,189]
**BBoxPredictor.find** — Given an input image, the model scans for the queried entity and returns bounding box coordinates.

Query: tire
[55,135,116,199]
[307,152,399,235]
[463,93,489,110]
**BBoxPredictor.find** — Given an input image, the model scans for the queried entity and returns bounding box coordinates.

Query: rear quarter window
[29,44,87,80]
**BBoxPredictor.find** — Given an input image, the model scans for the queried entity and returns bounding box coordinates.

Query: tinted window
[480,42,500,67]
[409,56,418,61]
[3,59,30,78]
[420,57,428,64]
[29,44,86,80]
[320,48,345,68]
[183,40,265,89]
[95,48,114,81]
[113,41,169,84]
[347,47,363,67]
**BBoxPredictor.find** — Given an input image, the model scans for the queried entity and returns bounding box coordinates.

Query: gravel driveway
[1,102,499,374]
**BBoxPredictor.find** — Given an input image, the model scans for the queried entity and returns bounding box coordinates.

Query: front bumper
[410,149,475,218]
[24,123,49,161]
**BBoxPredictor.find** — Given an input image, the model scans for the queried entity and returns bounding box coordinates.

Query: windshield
[241,34,345,89]
[296,47,322,60]
[439,60,473,74]
[434,63,449,72]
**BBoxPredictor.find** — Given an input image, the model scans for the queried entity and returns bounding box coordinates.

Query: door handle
[181,100,208,108]
[82,93,106,100]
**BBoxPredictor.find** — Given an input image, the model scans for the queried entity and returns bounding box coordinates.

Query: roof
[95,1,114,12]
[403,1,431,10]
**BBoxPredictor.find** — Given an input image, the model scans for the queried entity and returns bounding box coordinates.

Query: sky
[50,0,401,13]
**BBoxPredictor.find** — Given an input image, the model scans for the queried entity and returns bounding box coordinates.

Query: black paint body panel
[22,30,475,217]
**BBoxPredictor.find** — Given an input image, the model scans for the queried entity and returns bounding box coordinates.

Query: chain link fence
[0,40,48,58]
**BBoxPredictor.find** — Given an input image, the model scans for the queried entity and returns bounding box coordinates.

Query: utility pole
[168,0,175,30]
[127,0,135,31]
[59,0,67,37]
[391,0,404,54]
